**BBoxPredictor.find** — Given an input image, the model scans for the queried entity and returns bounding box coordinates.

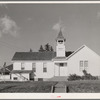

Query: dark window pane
[59,63,64,66]
[43,68,47,72]
[13,77,18,80]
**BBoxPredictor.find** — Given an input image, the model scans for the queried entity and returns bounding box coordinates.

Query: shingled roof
[12,51,73,61]
[12,51,56,61]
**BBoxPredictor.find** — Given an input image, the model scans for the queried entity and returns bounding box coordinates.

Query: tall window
[80,61,83,67]
[84,61,88,70]
[21,63,25,70]
[32,63,36,72]
[43,63,47,72]
[80,61,83,71]
[79,60,88,71]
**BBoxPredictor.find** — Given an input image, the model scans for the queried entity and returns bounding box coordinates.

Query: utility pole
[3,62,6,83]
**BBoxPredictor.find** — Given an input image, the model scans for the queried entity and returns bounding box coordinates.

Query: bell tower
[56,29,66,57]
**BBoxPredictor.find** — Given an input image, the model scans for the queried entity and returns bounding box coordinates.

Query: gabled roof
[11,70,32,73]
[66,45,86,60]
[12,51,56,61]
[12,51,73,61]
[66,45,98,60]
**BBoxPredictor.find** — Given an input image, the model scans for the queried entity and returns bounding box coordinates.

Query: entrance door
[60,67,67,76]
[59,63,67,76]
[54,63,67,76]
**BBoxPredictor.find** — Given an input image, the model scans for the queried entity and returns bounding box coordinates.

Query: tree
[39,45,44,52]
[45,43,50,51]
[50,46,54,51]
[39,43,54,52]
[2,62,6,83]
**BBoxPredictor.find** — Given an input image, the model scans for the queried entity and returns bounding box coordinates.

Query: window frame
[32,63,36,72]
[21,62,25,70]
[79,60,88,71]
[84,61,88,70]
[43,63,47,73]
[80,61,83,67]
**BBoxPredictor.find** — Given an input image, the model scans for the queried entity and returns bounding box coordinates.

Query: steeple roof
[56,29,66,41]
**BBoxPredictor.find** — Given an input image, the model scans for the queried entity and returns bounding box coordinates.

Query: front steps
[53,82,66,93]
[48,76,68,81]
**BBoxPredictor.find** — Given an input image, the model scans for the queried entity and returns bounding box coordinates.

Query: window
[58,40,63,44]
[32,63,36,72]
[21,63,25,70]
[84,61,88,70]
[80,61,84,71]
[43,63,47,72]
[84,61,88,67]
[80,61,83,67]
[79,60,88,71]
[59,63,64,67]
[13,77,18,80]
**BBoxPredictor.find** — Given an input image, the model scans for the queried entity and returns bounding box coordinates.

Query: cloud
[0,15,19,38]
[52,19,65,32]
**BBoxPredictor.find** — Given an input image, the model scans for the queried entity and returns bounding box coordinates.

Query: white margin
[0,1,100,4]
[0,1,100,99]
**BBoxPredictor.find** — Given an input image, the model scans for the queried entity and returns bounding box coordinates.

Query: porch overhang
[52,57,67,62]
[11,70,32,74]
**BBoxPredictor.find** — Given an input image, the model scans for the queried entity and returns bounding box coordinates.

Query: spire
[56,28,66,41]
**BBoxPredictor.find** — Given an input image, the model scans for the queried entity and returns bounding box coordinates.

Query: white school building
[11,30,100,81]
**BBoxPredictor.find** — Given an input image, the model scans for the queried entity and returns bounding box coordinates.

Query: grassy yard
[0,80,100,93]
[66,80,100,93]
[0,81,57,93]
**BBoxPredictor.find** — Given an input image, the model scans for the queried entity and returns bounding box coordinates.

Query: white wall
[56,45,65,57]
[0,75,11,80]
[68,46,100,76]
[13,62,32,70]
[11,73,29,81]
[13,61,54,79]
[34,61,54,79]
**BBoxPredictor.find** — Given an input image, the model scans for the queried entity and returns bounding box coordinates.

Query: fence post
[65,85,66,93]
[51,85,54,93]
[66,86,69,93]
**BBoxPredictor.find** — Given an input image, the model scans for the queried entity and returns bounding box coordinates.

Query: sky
[0,3,100,66]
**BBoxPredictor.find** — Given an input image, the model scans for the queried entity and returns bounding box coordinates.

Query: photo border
[0,1,100,99]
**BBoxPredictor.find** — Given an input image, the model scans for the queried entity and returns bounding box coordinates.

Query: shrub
[68,70,98,81]
[82,70,98,80]
[68,74,82,81]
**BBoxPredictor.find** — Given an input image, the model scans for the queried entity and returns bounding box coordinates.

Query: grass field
[66,80,100,93]
[0,80,100,93]
[0,81,57,93]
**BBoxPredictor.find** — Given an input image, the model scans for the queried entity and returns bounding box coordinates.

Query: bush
[68,70,98,81]
[68,74,82,81]
[82,70,98,80]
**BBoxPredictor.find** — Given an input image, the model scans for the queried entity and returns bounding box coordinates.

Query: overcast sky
[0,3,100,66]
